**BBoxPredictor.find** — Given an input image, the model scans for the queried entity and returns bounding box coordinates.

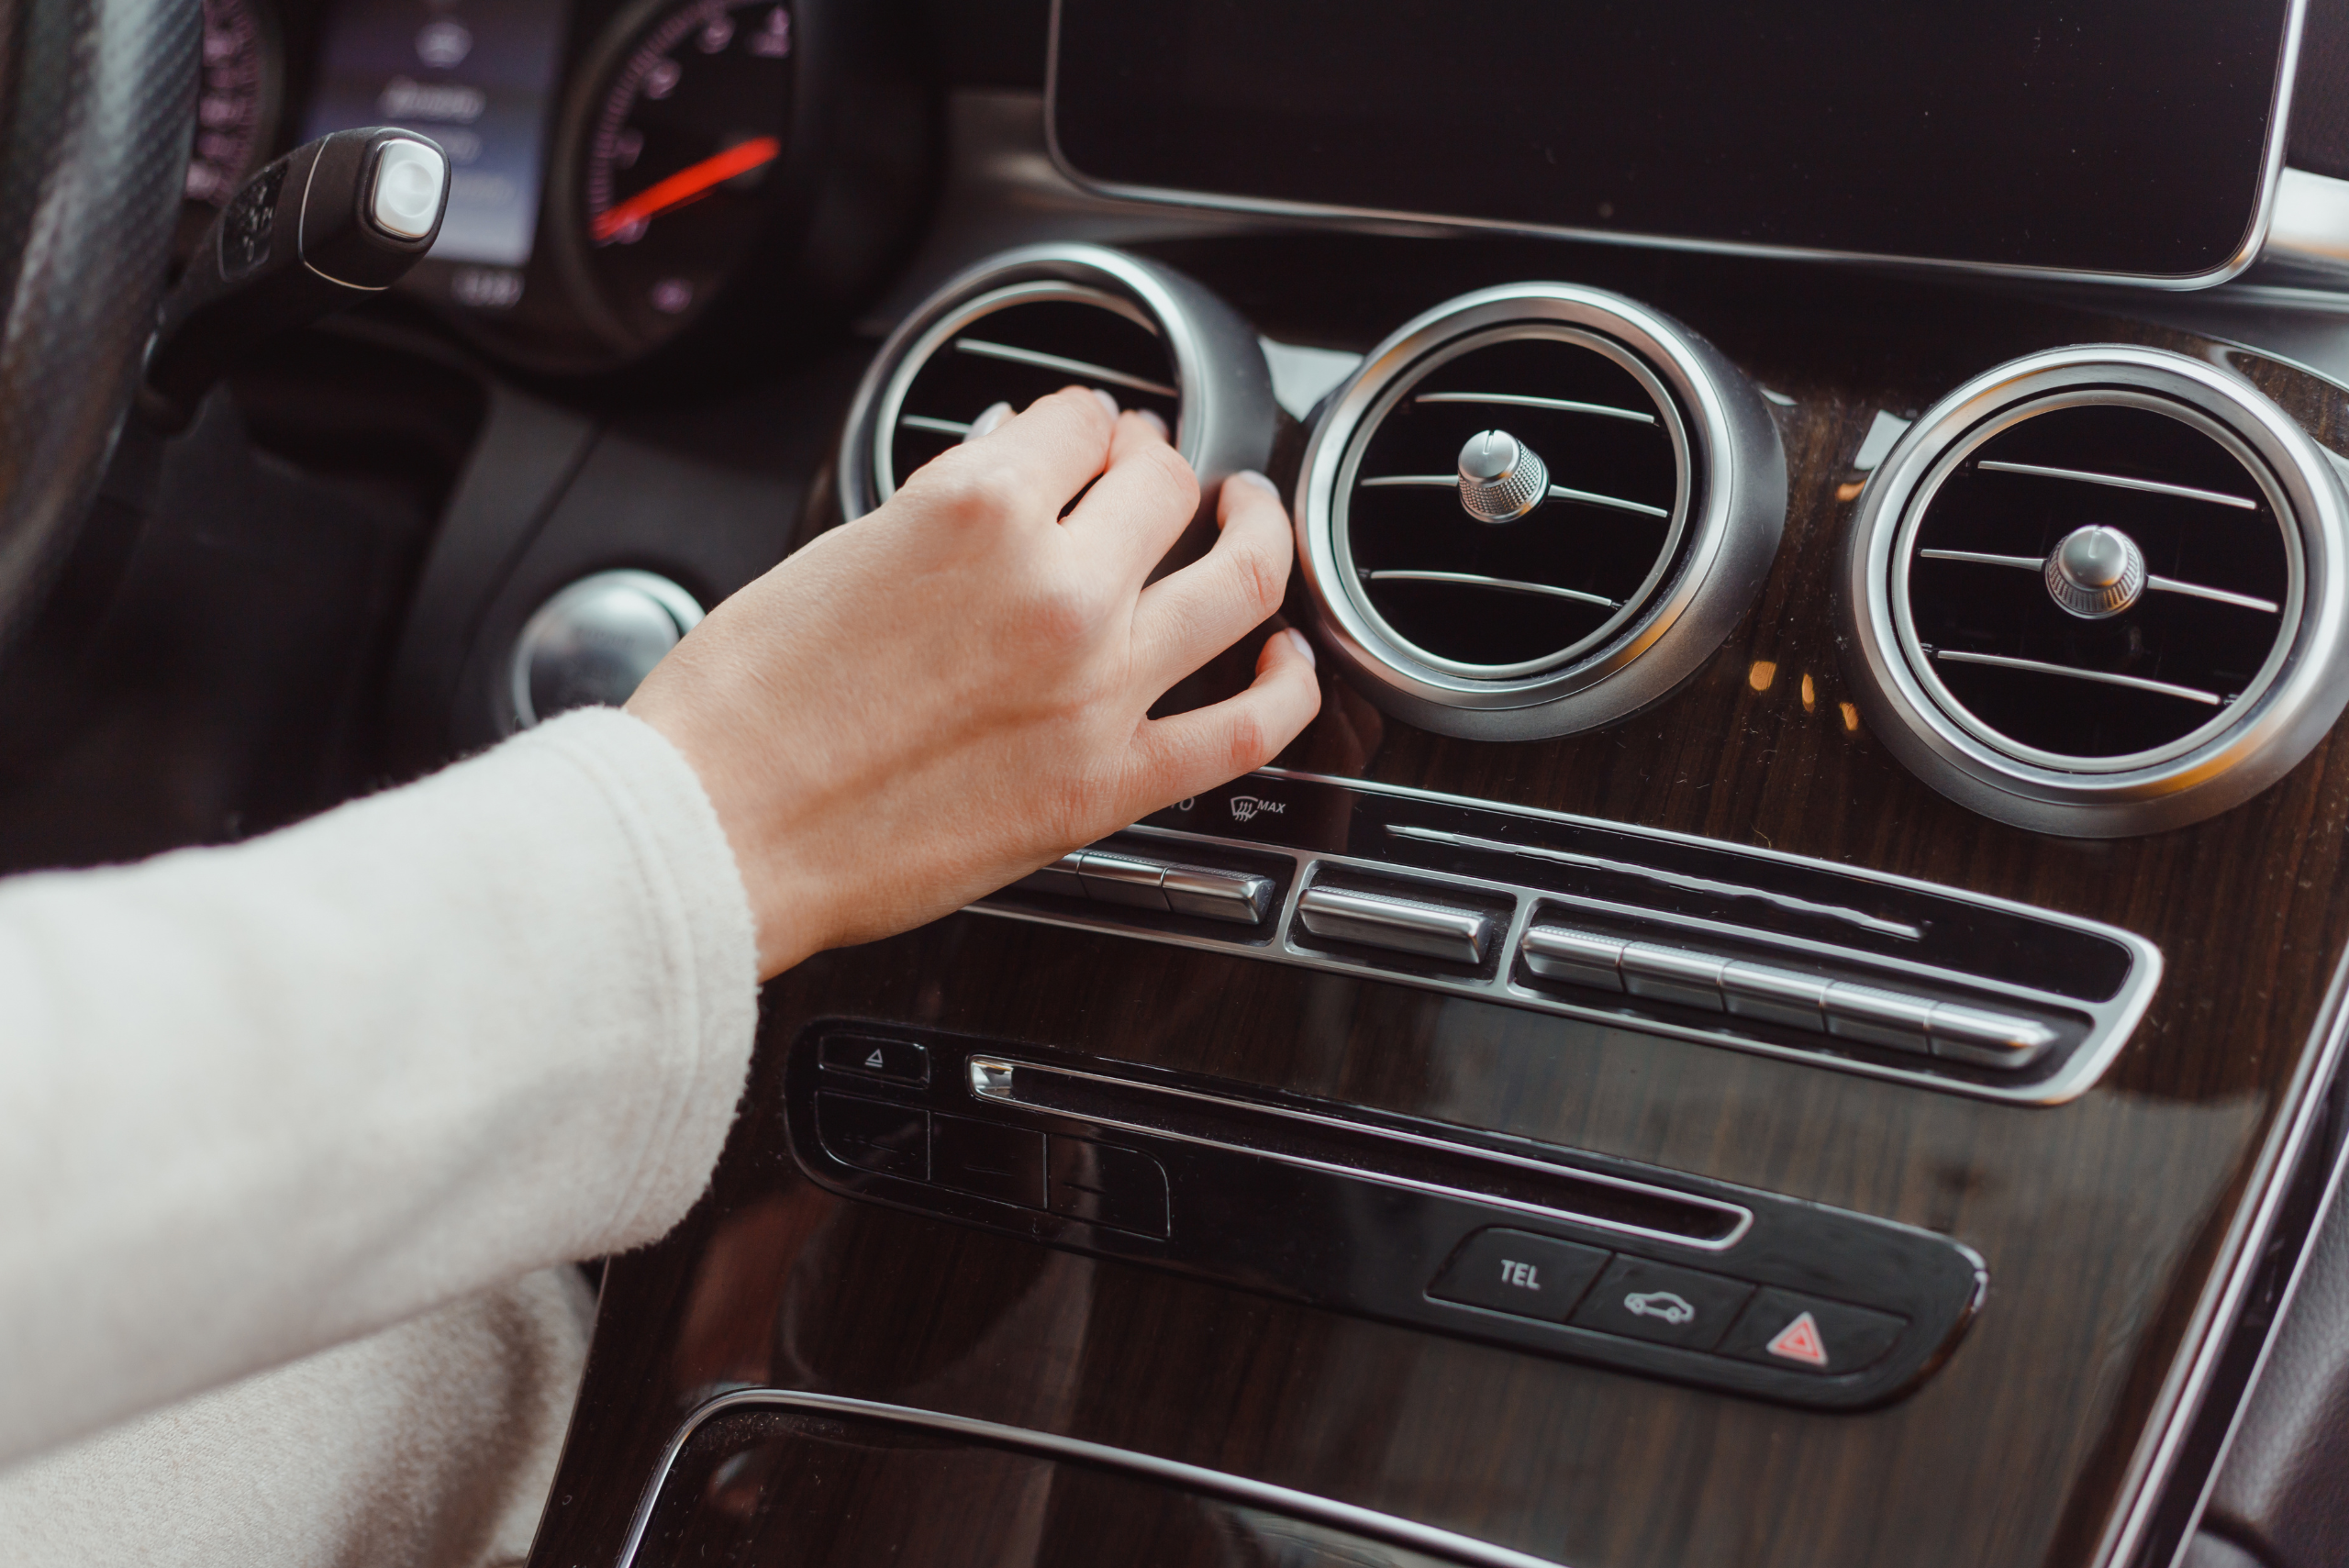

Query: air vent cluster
[839,244,1273,523]
[1297,284,1786,740]
[1842,347,2349,836]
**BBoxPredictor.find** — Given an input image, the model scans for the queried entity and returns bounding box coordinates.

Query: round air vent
[838,244,1275,522]
[1296,284,1786,740]
[1839,346,2349,835]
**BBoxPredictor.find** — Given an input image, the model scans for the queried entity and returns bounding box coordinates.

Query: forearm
[0,707,757,1466]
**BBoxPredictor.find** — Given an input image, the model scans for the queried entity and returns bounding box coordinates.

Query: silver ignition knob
[2043,525,2146,619]
[1456,429,1550,523]
[510,570,706,728]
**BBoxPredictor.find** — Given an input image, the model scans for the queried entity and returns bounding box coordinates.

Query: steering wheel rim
[0,0,198,639]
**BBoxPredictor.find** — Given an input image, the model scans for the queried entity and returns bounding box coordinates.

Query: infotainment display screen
[305,0,570,270]
[1050,0,2301,284]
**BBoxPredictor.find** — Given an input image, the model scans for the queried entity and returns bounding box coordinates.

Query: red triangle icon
[1765,1311,1830,1368]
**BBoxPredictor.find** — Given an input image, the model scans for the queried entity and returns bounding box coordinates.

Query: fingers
[962,401,1012,442]
[1126,628,1322,807]
[1062,406,1199,586]
[1129,470,1293,688]
[902,385,1116,526]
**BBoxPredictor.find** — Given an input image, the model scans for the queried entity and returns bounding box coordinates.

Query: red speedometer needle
[593,136,782,241]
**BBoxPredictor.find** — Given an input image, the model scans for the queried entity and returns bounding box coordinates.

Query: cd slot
[965,1056,1749,1249]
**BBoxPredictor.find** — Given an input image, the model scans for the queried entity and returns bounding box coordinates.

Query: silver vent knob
[2043,525,2147,619]
[1456,429,1550,523]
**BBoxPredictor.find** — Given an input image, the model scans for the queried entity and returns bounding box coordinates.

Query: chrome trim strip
[1919,548,2283,614]
[898,413,970,436]
[1918,549,2048,570]
[964,1055,1754,1250]
[1042,0,2309,294]
[1386,823,1923,940]
[1934,649,2226,706]
[1549,484,1671,519]
[1415,391,1656,424]
[1353,474,1671,519]
[2111,939,2349,1568]
[1976,459,2260,510]
[1364,571,1618,609]
[2151,576,2284,614]
[615,1388,1573,1568]
[954,336,1179,398]
[2154,954,2349,1567]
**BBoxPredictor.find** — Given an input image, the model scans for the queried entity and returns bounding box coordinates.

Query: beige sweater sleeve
[0,706,760,1469]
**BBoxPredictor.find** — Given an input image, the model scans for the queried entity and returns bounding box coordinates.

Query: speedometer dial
[557,0,796,355]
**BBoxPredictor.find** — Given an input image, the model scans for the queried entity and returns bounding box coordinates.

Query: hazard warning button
[1718,1288,1907,1375]
[1766,1313,1829,1367]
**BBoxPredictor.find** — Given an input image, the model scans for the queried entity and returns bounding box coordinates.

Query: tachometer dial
[558,0,795,354]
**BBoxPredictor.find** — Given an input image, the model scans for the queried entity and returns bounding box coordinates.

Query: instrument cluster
[186,0,925,376]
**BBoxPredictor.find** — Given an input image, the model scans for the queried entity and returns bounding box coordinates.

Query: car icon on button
[1623,1290,1697,1325]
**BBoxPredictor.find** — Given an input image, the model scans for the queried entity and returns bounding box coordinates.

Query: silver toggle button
[2043,525,2146,619]
[1456,428,1550,523]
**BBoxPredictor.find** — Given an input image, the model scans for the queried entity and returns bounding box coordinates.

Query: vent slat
[881,290,1180,501]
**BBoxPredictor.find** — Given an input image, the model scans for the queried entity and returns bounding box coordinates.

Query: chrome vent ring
[838,243,1275,524]
[1297,284,1786,740]
[1839,346,2349,836]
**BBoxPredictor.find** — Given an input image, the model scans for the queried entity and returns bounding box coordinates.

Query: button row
[1520,924,2059,1066]
[1428,1227,1905,1376]
[1015,850,1275,926]
[813,1091,1171,1237]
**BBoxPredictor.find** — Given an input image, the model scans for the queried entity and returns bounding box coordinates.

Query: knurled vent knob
[1456,428,1549,523]
[2043,525,2147,619]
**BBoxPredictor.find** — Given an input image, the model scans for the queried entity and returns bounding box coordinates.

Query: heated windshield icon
[1622,1290,1697,1326]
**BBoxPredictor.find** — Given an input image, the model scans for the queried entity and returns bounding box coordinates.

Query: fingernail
[1134,407,1169,439]
[963,401,1012,442]
[1284,628,1317,669]
[1089,387,1119,421]
[1233,470,1281,498]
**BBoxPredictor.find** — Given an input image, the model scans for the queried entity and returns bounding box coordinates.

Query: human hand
[627,386,1321,978]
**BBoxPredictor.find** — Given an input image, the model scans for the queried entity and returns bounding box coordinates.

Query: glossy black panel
[785,1024,1987,1409]
[1052,0,2292,278]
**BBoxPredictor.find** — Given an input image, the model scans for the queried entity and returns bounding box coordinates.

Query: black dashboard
[28,5,2349,1568]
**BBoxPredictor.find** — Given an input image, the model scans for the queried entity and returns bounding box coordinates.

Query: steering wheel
[0,0,198,639]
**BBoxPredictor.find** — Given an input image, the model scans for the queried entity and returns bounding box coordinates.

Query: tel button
[1568,1256,1754,1350]
[1428,1229,1610,1321]
[1719,1288,1908,1375]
